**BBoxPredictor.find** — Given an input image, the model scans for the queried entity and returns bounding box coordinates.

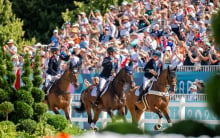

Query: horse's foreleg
[117,107,127,122]
[85,104,92,124]
[154,109,163,130]
[161,107,172,127]
[63,106,70,120]
[91,108,102,130]
[107,109,114,123]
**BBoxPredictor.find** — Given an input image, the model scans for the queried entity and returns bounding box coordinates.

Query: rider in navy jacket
[94,46,118,107]
[44,46,61,93]
[137,50,163,103]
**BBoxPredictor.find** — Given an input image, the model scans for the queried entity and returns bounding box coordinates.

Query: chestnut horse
[45,63,80,120]
[75,68,135,130]
[126,66,177,130]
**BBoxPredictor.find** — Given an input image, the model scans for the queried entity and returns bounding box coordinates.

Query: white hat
[166,46,171,51]
[188,5,195,9]
[80,12,86,15]
[122,1,128,5]
[68,40,75,45]
[35,42,42,47]
[53,29,58,33]
[208,2,214,7]
[72,23,79,27]
[7,39,14,44]
[190,85,197,90]
[120,49,129,55]
[12,54,18,59]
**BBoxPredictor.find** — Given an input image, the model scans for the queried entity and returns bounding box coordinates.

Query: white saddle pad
[91,81,111,97]
[135,88,140,96]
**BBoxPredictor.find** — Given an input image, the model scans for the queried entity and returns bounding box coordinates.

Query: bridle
[167,69,177,92]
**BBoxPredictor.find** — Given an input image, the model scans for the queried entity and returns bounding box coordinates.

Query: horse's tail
[74,98,86,113]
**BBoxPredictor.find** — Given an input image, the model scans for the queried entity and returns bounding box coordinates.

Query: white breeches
[143,76,151,90]
[45,74,59,87]
[99,77,107,91]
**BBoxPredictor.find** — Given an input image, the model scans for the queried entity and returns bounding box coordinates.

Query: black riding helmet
[107,46,116,55]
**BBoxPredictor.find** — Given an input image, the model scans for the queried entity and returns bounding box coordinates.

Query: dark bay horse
[45,63,80,120]
[75,68,135,130]
[126,66,177,130]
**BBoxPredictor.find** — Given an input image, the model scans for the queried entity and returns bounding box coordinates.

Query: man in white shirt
[4,39,17,56]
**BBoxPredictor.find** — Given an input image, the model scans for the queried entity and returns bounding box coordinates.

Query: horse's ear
[173,66,177,71]
[168,65,170,72]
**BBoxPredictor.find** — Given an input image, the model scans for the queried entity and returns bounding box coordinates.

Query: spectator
[3,39,17,56]
[188,84,198,101]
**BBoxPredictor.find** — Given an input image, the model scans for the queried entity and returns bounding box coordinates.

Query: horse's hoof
[90,122,99,131]
[154,124,162,130]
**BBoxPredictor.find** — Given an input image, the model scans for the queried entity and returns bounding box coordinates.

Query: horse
[125,66,177,130]
[75,67,135,130]
[44,62,80,120]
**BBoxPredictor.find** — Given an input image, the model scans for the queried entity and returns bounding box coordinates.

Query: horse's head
[167,66,177,93]
[117,64,135,89]
[68,59,82,89]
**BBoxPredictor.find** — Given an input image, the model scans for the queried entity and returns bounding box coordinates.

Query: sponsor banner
[75,72,215,94]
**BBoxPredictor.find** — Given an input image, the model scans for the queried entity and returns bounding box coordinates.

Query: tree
[10,0,77,43]
[0,101,14,121]
[0,0,32,51]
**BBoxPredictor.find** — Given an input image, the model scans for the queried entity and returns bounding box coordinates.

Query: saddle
[44,80,58,95]
[91,79,112,97]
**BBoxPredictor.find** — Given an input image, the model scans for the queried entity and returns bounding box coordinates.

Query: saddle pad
[91,81,111,97]
[135,88,149,97]
[135,88,140,96]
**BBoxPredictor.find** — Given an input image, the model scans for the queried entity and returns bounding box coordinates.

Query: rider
[44,45,62,94]
[137,50,163,103]
[94,46,119,107]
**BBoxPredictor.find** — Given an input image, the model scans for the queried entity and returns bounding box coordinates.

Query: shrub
[17,119,37,134]
[15,101,33,119]
[34,103,48,121]
[16,89,34,106]
[45,114,68,131]
[0,121,16,138]
[31,87,45,103]
[32,76,43,87]
[63,124,85,136]
[164,120,216,137]
[0,101,14,120]
[0,89,9,103]
[32,121,56,137]
[206,73,220,117]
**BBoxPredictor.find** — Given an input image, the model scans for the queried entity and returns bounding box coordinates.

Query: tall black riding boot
[94,88,102,107]
[137,89,145,103]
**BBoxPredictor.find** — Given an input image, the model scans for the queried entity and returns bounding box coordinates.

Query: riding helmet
[153,50,161,57]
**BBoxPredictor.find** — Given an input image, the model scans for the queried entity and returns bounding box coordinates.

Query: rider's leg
[94,77,106,106]
[137,76,150,103]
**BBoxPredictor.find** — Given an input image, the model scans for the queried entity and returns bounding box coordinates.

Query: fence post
[139,112,145,130]
[102,112,108,128]
[180,96,186,120]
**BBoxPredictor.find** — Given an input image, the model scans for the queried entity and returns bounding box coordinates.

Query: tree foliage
[10,0,77,43]
[0,0,34,51]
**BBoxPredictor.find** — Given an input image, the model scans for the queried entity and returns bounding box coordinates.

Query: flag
[15,69,20,90]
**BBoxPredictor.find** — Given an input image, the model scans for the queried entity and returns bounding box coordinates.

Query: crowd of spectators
[3,0,220,81]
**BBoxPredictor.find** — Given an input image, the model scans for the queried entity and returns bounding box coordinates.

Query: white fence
[69,94,220,129]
